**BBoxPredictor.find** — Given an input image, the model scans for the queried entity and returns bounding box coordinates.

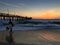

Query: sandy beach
[0,29,60,45]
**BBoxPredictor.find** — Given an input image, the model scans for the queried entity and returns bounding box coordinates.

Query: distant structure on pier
[0,13,32,20]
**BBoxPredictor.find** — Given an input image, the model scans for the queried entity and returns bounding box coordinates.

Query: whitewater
[0,19,60,30]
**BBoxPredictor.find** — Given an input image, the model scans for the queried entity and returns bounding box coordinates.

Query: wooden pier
[0,13,32,20]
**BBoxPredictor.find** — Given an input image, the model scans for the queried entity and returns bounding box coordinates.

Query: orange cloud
[33,9,60,19]
[17,9,60,19]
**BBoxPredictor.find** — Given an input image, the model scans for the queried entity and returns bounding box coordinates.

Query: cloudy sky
[0,0,60,19]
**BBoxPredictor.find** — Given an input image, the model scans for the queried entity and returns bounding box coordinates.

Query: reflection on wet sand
[0,29,60,45]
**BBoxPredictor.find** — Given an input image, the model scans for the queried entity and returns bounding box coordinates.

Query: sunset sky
[0,0,60,19]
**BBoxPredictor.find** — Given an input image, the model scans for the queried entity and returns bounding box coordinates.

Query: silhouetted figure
[6,19,14,44]
[9,19,14,27]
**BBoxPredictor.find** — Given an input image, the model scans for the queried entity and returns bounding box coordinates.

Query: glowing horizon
[17,8,60,19]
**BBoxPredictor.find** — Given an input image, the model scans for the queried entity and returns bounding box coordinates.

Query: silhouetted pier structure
[0,13,32,20]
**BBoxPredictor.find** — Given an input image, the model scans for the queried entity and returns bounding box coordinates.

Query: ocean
[0,19,60,30]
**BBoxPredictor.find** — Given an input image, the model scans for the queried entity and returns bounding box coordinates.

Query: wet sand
[0,29,60,45]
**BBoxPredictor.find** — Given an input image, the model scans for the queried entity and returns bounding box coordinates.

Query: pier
[0,13,32,20]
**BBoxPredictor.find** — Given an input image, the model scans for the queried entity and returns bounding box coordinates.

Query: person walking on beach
[6,19,14,44]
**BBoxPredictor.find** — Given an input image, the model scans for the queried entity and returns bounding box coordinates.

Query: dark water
[0,19,60,30]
